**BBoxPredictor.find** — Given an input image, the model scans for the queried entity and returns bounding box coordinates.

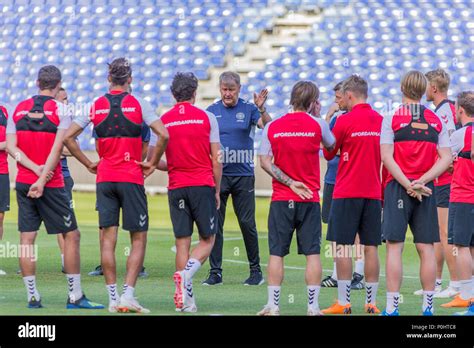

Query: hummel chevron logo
[139,214,147,227]
[210,217,215,230]
[63,214,72,227]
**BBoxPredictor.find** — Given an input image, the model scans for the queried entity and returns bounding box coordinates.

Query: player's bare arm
[259,154,313,200]
[146,145,168,171]
[64,122,98,174]
[6,133,48,178]
[325,102,340,123]
[27,129,68,198]
[411,146,453,187]
[211,142,222,209]
[381,143,431,201]
[137,119,169,178]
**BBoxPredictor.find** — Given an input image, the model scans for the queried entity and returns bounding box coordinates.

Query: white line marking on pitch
[169,236,419,280]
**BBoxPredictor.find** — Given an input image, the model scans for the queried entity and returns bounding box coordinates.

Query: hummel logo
[63,214,72,227]
[139,214,147,227]
[210,217,215,230]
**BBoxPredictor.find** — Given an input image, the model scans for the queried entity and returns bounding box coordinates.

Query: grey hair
[219,71,240,86]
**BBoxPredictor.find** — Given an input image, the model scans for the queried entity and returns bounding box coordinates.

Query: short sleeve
[206,111,220,143]
[317,117,336,148]
[74,103,92,129]
[258,122,273,156]
[449,128,465,155]
[380,114,395,145]
[6,108,16,134]
[437,122,450,148]
[56,101,72,130]
[138,97,159,126]
[436,103,456,133]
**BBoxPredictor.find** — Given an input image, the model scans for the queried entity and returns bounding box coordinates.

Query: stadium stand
[1,0,473,150]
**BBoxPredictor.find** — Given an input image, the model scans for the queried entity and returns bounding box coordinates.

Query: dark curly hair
[108,57,132,86]
[170,72,198,102]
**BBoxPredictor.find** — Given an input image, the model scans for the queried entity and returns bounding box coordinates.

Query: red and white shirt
[449,123,473,204]
[434,99,457,187]
[323,103,383,200]
[6,96,71,187]
[74,90,159,185]
[259,112,335,203]
[160,102,220,190]
[0,105,9,175]
[380,104,450,184]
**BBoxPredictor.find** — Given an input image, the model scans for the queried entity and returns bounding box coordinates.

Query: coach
[202,72,271,286]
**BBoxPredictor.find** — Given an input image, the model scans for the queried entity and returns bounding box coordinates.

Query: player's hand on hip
[289,181,313,200]
[136,161,156,178]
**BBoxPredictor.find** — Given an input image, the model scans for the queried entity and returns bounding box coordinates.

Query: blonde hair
[425,69,450,93]
[401,70,427,100]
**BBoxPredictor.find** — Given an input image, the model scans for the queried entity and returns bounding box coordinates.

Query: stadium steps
[195,10,322,108]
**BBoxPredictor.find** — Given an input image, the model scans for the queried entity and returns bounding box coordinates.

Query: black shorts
[16,182,78,234]
[268,201,322,257]
[382,181,439,244]
[321,183,335,224]
[168,186,217,239]
[434,184,450,209]
[327,198,382,246]
[0,173,10,212]
[63,176,74,208]
[448,202,474,247]
[96,182,148,232]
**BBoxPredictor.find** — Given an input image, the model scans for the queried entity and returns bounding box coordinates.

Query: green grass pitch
[0,191,460,316]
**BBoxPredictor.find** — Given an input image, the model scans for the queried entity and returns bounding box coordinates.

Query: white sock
[307,285,320,310]
[337,280,351,305]
[365,282,378,305]
[185,279,194,303]
[61,254,64,268]
[183,258,201,283]
[267,286,281,308]
[123,284,135,300]
[449,280,461,291]
[435,279,442,288]
[23,275,40,302]
[422,291,435,313]
[66,274,83,302]
[106,284,118,303]
[355,259,364,276]
[331,262,338,280]
[386,292,400,313]
[459,279,473,301]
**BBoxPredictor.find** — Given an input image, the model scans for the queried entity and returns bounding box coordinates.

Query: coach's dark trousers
[210,175,261,274]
